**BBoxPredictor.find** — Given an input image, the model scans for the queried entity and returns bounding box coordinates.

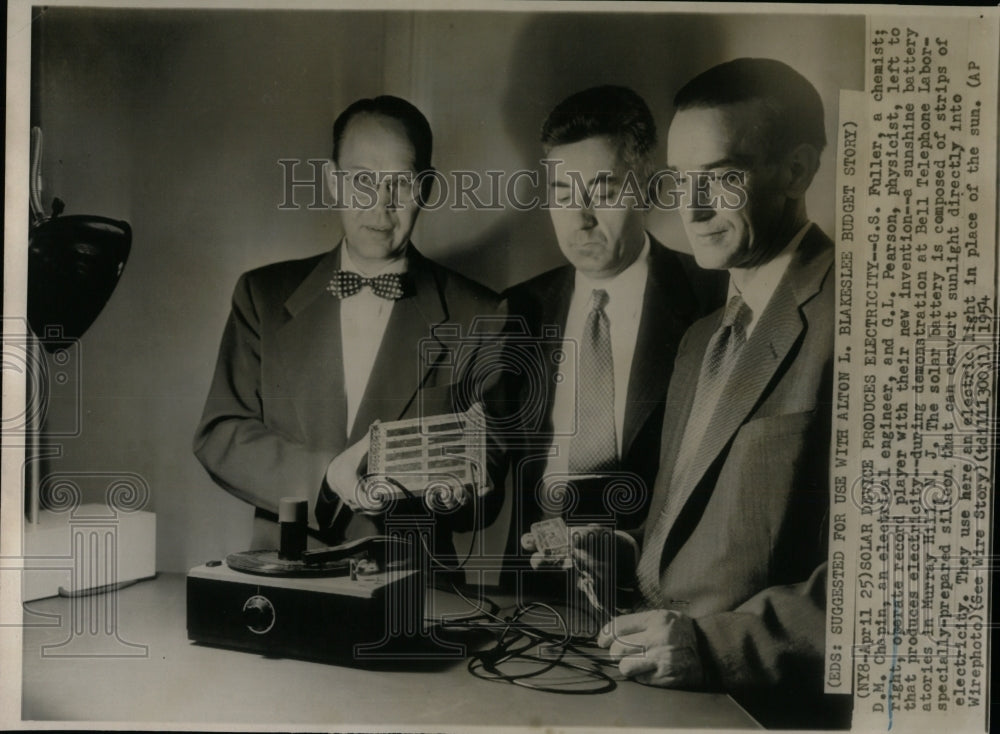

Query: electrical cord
[30,127,46,225]
[374,459,483,572]
[441,584,621,694]
[374,465,619,693]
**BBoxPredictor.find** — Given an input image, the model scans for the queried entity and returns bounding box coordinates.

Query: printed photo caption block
[828,13,997,732]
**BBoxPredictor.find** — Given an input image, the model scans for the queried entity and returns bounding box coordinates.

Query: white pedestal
[22,505,156,601]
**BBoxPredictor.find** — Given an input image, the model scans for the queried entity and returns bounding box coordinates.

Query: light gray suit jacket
[641,224,834,704]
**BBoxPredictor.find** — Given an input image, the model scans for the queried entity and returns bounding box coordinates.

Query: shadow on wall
[435,13,725,292]
[25,9,864,573]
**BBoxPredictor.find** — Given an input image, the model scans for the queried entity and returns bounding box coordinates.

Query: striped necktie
[568,288,618,475]
[636,294,751,606]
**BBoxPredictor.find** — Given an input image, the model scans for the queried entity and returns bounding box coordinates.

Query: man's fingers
[600,610,703,689]
[633,668,686,688]
[328,435,371,497]
[569,525,592,546]
[343,429,372,473]
[596,619,617,647]
[570,524,610,547]
[629,646,701,688]
[617,653,658,680]
[597,610,658,645]
[529,552,564,570]
[607,632,648,661]
[522,534,571,568]
[347,435,370,456]
[528,551,572,570]
[353,449,370,475]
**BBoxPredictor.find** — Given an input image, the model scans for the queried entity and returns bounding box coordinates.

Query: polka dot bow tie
[326,270,412,300]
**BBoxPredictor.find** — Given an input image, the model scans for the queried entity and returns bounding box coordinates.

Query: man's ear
[324,160,342,207]
[417,168,437,208]
[782,143,821,200]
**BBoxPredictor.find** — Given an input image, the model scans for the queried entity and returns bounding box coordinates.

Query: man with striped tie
[194,96,499,553]
[538,61,839,727]
[489,86,718,585]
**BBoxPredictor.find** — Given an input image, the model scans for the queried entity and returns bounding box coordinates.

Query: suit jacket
[487,236,711,543]
[193,243,501,548]
[639,224,835,724]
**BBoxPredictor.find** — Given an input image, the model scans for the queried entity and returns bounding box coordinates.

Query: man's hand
[520,524,622,615]
[324,434,375,514]
[326,418,479,515]
[521,524,636,571]
[596,609,704,689]
[520,523,612,570]
[422,400,486,514]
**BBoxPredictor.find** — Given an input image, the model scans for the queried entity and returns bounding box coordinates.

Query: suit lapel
[641,318,712,528]
[532,267,575,434]
[275,246,348,450]
[622,239,689,458]
[653,226,834,554]
[347,245,448,443]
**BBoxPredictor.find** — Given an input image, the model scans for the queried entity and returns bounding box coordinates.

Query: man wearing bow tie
[194,96,500,550]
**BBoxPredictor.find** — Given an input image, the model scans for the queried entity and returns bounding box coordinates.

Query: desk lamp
[22,127,156,601]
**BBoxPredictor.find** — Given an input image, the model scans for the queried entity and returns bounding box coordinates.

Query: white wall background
[29,8,865,571]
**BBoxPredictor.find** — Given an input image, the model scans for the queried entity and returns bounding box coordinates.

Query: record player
[187,410,489,664]
[186,499,426,664]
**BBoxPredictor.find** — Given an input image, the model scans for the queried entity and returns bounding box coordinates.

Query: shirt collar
[573,233,651,304]
[728,221,812,318]
[340,238,409,276]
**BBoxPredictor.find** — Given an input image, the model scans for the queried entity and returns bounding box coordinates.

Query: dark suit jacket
[193,243,501,548]
[639,224,835,726]
[486,236,712,545]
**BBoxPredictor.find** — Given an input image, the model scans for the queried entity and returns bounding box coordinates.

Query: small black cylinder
[278,497,308,560]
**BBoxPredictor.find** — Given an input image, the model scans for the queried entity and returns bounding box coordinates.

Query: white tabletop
[21,573,761,729]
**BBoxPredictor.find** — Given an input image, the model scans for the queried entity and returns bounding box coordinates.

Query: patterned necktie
[635,294,752,606]
[568,289,618,475]
[326,270,411,300]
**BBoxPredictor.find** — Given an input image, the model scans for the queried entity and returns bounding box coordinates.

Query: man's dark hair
[332,95,433,172]
[540,85,657,187]
[673,58,826,161]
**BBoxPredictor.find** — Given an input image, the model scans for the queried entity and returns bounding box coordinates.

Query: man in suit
[565,60,839,727]
[489,86,719,565]
[194,96,500,552]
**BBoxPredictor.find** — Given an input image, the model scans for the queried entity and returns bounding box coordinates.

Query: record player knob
[242,595,275,634]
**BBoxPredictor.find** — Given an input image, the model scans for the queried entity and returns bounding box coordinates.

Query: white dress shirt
[728,221,813,338]
[338,241,408,433]
[544,235,651,476]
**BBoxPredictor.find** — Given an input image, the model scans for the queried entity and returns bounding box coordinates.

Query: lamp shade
[27,215,131,350]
